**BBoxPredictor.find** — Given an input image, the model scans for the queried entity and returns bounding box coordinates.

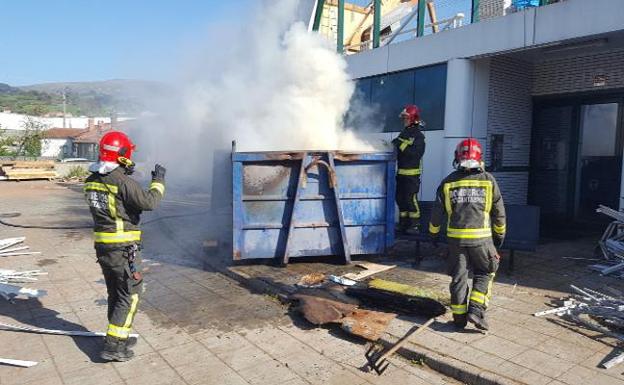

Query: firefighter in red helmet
[84,131,166,361]
[428,138,506,331]
[392,104,426,234]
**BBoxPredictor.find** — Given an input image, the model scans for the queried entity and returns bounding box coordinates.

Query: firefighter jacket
[428,169,506,247]
[84,167,165,249]
[392,123,425,176]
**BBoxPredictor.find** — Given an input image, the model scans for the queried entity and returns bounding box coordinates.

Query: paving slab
[0,181,446,385]
[222,228,624,385]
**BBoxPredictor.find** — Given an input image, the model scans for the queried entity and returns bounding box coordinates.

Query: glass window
[371,70,415,133]
[580,103,618,157]
[414,64,447,132]
[349,63,447,132]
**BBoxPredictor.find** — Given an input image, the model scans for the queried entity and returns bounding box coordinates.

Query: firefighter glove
[152,164,166,181]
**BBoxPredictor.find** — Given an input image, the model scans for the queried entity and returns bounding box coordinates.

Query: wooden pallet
[0,161,58,181]
[2,170,58,181]
[0,160,55,169]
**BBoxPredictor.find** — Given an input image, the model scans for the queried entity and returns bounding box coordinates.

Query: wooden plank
[342,262,397,281]
[5,171,58,180]
[4,170,57,175]
[346,281,447,318]
[0,160,55,169]
[340,309,396,341]
[427,1,439,33]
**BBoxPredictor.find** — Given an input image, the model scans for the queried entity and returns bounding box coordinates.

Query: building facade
[342,0,624,228]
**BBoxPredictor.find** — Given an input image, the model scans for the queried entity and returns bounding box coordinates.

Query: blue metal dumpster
[232,150,396,264]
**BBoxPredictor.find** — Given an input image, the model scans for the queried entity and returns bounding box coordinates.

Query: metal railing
[313,0,563,55]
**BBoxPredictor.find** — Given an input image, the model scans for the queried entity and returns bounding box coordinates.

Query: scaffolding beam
[373,0,381,48]
[417,0,426,37]
[312,0,326,31]
[337,0,345,52]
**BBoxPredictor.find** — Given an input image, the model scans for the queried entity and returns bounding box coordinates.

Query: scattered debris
[0,237,26,250]
[0,252,42,257]
[602,351,624,370]
[0,357,38,368]
[594,205,624,277]
[346,279,447,318]
[364,318,435,375]
[290,294,396,341]
[340,309,396,341]
[0,269,47,284]
[328,275,356,286]
[292,294,358,325]
[342,262,396,281]
[0,322,139,338]
[0,246,29,253]
[296,273,326,288]
[0,283,47,302]
[535,285,624,369]
[0,237,42,257]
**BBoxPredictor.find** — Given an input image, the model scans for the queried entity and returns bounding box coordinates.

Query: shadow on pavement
[0,297,105,363]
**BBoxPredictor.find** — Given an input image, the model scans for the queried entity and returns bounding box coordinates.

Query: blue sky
[0,0,252,86]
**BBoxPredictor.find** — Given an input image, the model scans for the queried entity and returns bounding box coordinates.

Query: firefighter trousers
[396,175,421,225]
[97,247,143,340]
[447,242,499,319]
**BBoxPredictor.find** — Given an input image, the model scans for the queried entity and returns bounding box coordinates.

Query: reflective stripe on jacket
[84,167,165,248]
[393,123,425,172]
[428,170,506,246]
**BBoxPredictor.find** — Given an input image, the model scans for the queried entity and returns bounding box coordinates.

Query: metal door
[575,103,622,220]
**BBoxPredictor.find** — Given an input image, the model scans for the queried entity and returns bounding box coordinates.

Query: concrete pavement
[0,181,457,385]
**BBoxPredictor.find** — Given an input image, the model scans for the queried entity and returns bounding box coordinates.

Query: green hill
[0,79,170,116]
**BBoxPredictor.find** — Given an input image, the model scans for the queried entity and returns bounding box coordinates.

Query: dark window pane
[414,64,447,132]
[354,78,372,102]
[345,78,378,130]
[349,63,447,133]
[371,70,415,132]
[580,103,618,157]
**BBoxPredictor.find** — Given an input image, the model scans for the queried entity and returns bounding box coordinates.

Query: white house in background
[41,128,86,158]
[0,112,132,132]
[41,119,134,160]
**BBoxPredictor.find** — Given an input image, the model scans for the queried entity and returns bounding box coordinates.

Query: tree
[0,123,15,156]
[16,117,47,157]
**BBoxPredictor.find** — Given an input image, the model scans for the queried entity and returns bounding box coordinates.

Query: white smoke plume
[133,0,379,188]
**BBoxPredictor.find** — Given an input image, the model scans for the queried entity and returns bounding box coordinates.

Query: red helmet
[454,138,483,170]
[98,131,135,163]
[399,104,421,125]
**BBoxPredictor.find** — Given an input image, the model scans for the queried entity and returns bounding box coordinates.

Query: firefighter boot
[453,314,467,330]
[467,312,489,331]
[396,217,409,234]
[101,336,135,362]
[405,218,420,235]
[126,336,138,348]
